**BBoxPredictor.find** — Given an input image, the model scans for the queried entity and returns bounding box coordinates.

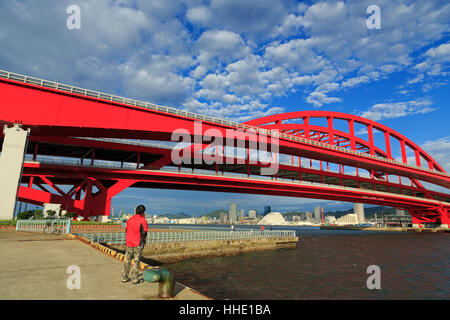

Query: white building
[259,212,287,225]
[325,216,337,224]
[176,217,196,224]
[335,213,358,225]
[248,210,257,219]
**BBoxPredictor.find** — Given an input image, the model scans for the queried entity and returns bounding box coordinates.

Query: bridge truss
[0,70,448,227]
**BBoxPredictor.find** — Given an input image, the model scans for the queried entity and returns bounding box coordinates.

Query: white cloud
[420,136,450,172]
[306,92,342,108]
[270,13,303,38]
[407,74,424,84]
[186,6,213,26]
[408,42,450,88]
[359,98,436,121]
[207,0,289,41]
[120,54,196,106]
[0,0,449,121]
[194,30,251,75]
[425,42,450,63]
[342,76,370,88]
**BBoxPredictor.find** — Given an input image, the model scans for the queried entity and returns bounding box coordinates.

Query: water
[163,225,450,299]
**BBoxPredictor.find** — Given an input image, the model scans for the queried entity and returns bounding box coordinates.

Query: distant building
[314,207,322,221]
[238,209,245,218]
[219,212,227,224]
[154,216,170,224]
[264,206,271,215]
[259,212,286,225]
[293,215,302,222]
[325,216,337,224]
[177,218,196,224]
[305,212,313,220]
[229,203,237,224]
[335,213,358,225]
[248,209,257,219]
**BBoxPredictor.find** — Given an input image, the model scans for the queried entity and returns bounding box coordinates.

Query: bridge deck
[0,230,208,300]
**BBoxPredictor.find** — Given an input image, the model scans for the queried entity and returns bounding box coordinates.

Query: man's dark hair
[136,205,146,215]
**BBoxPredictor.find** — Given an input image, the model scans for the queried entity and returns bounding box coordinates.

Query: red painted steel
[0,75,448,225]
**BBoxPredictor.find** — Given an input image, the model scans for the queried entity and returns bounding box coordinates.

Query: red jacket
[125,214,148,247]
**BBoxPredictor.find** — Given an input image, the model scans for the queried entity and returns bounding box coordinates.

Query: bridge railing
[16,219,72,234]
[22,157,450,204]
[0,69,446,177]
[74,230,296,244]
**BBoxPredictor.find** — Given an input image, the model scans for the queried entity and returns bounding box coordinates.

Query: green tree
[33,210,44,219]
[64,212,77,219]
[17,211,33,220]
[46,210,57,218]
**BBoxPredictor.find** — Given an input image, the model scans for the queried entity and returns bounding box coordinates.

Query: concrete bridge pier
[0,124,30,220]
[354,203,365,223]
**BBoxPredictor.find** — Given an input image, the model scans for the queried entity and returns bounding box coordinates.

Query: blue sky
[1,0,449,215]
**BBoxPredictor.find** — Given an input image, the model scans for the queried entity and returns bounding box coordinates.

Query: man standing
[122,204,148,284]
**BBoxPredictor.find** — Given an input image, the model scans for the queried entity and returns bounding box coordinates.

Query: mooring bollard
[143,268,175,298]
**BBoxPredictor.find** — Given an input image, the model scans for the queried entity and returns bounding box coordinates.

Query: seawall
[108,236,299,264]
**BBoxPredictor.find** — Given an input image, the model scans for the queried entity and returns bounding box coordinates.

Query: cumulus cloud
[426,42,450,63]
[186,6,213,26]
[359,98,436,121]
[306,92,342,108]
[0,0,449,121]
[420,136,450,172]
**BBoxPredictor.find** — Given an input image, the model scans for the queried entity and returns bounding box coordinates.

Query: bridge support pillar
[354,203,365,223]
[411,216,422,228]
[438,209,449,229]
[0,124,30,220]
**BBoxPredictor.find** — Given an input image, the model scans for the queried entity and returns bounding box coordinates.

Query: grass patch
[0,220,17,226]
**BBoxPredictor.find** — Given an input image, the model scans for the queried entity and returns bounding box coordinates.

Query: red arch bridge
[0,70,449,228]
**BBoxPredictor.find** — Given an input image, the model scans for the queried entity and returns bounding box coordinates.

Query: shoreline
[320,225,450,233]
[106,236,299,264]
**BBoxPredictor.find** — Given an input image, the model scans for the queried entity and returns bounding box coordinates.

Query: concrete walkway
[0,230,209,300]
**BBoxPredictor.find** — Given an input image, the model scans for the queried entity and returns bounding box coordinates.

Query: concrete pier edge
[65,233,212,300]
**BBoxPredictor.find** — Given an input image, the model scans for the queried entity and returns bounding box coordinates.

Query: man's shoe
[131,278,142,285]
[122,277,130,283]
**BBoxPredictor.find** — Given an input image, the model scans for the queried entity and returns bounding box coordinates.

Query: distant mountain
[281,206,397,219]
[325,206,396,219]
[202,209,228,219]
[158,212,192,219]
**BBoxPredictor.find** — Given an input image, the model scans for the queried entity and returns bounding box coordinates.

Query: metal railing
[16,219,72,234]
[77,137,174,150]
[75,230,296,244]
[0,69,446,178]
[147,225,262,232]
[23,158,450,204]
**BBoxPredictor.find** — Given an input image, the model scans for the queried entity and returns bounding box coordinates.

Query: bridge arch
[244,111,445,173]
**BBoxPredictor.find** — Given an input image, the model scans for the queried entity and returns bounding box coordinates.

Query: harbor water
[164,225,450,299]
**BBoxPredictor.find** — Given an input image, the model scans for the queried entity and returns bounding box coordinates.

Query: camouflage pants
[122,246,142,280]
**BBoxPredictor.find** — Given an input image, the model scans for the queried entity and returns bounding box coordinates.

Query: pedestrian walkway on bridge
[0,230,208,300]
